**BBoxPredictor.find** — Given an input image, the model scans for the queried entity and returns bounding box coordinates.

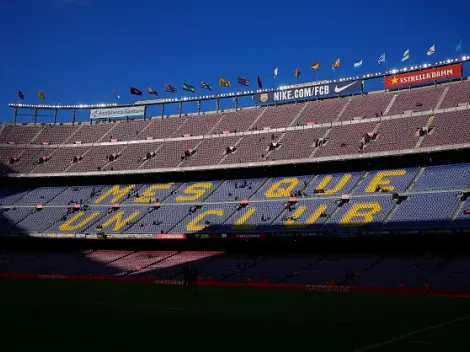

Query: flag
[401,49,410,61]
[18,90,24,100]
[112,89,120,99]
[182,83,195,93]
[219,78,231,87]
[274,67,278,78]
[378,53,386,64]
[147,87,158,96]
[332,58,340,69]
[237,76,249,86]
[295,67,300,79]
[38,90,45,100]
[165,84,177,93]
[311,62,319,70]
[130,87,142,95]
[353,59,363,68]
[456,40,462,52]
[257,75,263,89]
[200,81,212,90]
[427,44,435,56]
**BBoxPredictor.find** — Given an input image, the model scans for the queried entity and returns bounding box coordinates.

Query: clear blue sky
[0,0,468,123]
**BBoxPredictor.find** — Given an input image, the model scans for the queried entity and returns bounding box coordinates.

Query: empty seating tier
[0,80,469,175]
[1,250,470,291]
[1,162,469,236]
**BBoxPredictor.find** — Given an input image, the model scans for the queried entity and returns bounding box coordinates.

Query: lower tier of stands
[1,250,469,291]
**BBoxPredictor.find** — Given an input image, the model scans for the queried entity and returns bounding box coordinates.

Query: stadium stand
[386,85,444,115]
[34,124,79,145]
[340,91,393,120]
[1,80,470,175]
[1,250,470,291]
[0,81,470,174]
[1,73,470,293]
[0,163,469,236]
[439,79,470,109]
[296,98,348,124]
[420,110,470,148]
[363,116,427,153]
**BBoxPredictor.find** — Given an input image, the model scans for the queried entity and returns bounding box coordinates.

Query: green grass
[1,279,470,351]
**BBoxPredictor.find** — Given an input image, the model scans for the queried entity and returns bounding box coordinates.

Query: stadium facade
[1,60,470,295]
[1,61,470,240]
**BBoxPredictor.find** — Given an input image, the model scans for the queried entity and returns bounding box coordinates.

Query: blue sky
[0,0,468,123]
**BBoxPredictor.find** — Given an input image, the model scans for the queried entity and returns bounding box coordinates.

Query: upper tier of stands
[1,80,469,175]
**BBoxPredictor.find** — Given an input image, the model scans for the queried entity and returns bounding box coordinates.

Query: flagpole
[15,90,20,124]
[274,68,279,89]
[215,82,219,112]
[14,90,18,124]
[35,90,40,125]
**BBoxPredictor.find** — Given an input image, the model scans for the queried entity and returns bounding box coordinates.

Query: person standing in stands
[183,264,190,291]
[191,264,198,291]
[424,280,430,296]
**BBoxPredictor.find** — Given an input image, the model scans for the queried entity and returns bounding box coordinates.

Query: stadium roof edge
[8,58,469,111]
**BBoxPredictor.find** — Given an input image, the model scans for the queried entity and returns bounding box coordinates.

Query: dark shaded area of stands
[2,146,470,188]
[0,160,119,276]
[0,161,126,277]
[3,234,470,257]
[0,161,24,236]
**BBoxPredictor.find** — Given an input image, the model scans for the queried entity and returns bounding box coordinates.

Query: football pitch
[1,279,470,351]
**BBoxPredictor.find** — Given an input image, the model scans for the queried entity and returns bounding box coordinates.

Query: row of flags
[399,41,457,62]
[17,78,263,100]
[287,40,463,80]
[16,40,464,101]
[299,40,462,74]
[17,90,45,101]
[126,76,264,97]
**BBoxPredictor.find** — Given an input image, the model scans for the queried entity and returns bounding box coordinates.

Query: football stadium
[2,58,470,349]
[2,2,470,348]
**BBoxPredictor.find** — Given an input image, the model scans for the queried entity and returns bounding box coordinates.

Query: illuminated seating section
[1,163,470,236]
[1,250,470,291]
[1,80,469,175]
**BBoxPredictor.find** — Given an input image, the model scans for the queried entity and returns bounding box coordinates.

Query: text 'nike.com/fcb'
[253,80,363,104]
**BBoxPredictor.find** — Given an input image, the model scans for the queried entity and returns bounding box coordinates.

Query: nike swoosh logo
[334,82,356,93]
